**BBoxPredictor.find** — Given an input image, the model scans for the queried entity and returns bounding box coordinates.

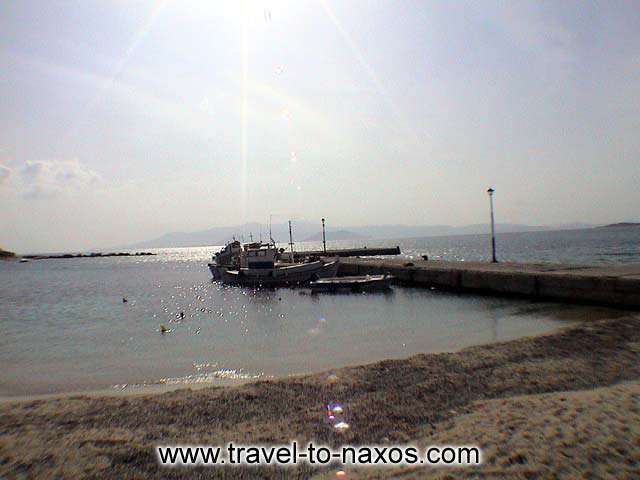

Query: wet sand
[1,313,639,479]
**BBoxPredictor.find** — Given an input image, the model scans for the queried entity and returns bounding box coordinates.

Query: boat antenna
[269,214,274,244]
[259,225,262,243]
[288,220,295,259]
[249,232,253,242]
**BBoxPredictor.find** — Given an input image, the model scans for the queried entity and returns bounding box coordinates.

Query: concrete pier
[338,258,640,308]
[293,246,400,260]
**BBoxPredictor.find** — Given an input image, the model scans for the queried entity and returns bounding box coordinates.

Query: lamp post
[321,218,327,254]
[487,188,497,263]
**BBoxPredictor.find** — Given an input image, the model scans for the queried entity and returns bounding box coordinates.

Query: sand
[1,314,639,479]
[356,382,640,479]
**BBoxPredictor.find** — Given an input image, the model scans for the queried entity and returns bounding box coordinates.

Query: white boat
[310,274,394,293]
[213,242,339,287]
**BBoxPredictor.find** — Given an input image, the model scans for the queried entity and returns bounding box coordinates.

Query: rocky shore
[1,313,638,479]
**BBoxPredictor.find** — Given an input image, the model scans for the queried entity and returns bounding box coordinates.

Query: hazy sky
[1,0,639,252]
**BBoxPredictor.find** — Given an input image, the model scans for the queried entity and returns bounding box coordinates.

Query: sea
[1,227,638,397]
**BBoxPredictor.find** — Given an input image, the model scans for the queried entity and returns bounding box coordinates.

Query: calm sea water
[297,226,640,265]
[1,228,637,396]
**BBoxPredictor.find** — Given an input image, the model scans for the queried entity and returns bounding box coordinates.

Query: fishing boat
[309,274,394,293]
[208,240,243,279]
[212,241,339,286]
[208,240,289,279]
[212,240,242,266]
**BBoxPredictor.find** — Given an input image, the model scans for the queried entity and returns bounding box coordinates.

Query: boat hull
[218,260,339,287]
[208,262,228,280]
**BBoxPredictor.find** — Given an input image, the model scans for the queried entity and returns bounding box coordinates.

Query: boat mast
[269,215,274,245]
[288,220,295,261]
[322,218,327,254]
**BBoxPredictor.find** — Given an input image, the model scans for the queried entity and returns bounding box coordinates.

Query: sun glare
[188,0,288,24]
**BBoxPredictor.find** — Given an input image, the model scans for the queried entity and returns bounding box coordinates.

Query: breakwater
[293,246,400,260]
[339,258,640,308]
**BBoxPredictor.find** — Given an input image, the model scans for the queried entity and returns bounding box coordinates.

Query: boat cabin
[240,243,278,269]
[213,240,242,266]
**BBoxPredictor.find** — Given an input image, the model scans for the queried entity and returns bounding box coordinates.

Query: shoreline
[0,378,254,404]
[1,312,639,478]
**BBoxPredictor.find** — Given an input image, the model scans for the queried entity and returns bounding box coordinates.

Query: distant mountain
[340,223,594,239]
[303,230,366,242]
[598,222,640,229]
[121,222,595,249]
[122,221,325,249]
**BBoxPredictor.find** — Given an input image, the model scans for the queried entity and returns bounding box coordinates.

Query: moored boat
[220,260,339,287]
[208,240,242,279]
[211,241,339,286]
[309,274,394,293]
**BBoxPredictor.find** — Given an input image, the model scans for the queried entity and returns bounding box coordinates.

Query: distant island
[0,247,16,259]
[121,221,595,249]
[303,230,366,242]
[598,222,640,228]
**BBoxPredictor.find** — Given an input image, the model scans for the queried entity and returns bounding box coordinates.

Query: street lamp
[487,188,497,263]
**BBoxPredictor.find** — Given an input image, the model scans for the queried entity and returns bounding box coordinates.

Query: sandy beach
[0,312,639,479]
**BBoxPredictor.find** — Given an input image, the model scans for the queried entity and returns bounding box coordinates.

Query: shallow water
[0,242,628,396]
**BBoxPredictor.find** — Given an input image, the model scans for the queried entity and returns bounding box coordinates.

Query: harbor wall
[337,258,640,308]
[293,246,400,260]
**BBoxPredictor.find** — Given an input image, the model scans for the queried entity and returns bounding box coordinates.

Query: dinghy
[309,274,393,293]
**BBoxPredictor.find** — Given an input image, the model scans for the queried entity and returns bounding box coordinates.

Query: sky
[0,0,639,252]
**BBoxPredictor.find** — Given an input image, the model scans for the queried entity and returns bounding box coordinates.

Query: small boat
[212,241,339,287]
[310,274,394,293]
